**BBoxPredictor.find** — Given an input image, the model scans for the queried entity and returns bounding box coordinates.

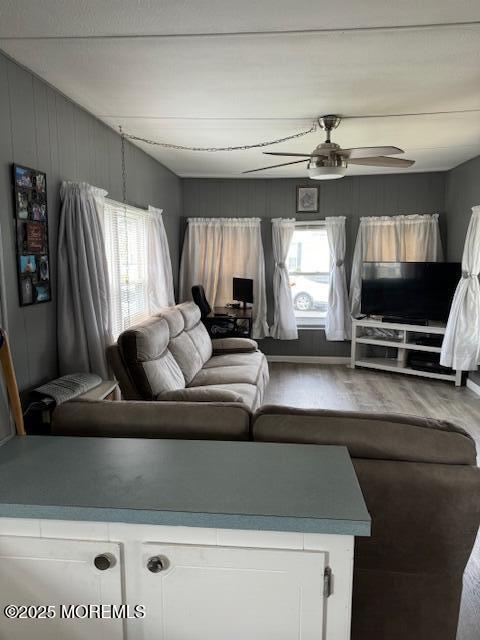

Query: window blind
[103,200,150,339]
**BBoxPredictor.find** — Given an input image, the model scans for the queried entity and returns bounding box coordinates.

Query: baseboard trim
[266,356,350,364]
[466,377,480,397]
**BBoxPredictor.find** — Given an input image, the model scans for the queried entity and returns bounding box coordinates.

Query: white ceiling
[1,0,480,178]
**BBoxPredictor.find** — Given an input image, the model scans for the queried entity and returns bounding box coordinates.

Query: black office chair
[191,285,211,319]
[191,285,235,338]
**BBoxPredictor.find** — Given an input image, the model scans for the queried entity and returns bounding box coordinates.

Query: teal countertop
[0,436,371,536]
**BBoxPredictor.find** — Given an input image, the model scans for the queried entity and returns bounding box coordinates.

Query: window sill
[296,325,326,331]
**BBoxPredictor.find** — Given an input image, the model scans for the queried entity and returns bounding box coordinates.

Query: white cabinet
[0,520,355,640]
[138,543,326,640]
[0,535,124,639]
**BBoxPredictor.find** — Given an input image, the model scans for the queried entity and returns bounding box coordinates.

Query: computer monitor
[233,277,253,308]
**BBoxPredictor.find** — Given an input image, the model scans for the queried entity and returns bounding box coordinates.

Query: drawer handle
[147,555,168,573]
[94,553,116,571]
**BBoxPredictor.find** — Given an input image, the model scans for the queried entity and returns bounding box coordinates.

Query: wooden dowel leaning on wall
[0,329,26,436]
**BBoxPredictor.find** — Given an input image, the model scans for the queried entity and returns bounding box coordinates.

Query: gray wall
[445,154,480,261]
[182,174,447,356]
[0,51,182,400]
[445,154,480,385]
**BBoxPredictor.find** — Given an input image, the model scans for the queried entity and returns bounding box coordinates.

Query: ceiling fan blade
[242,159,309,174]
[341,146,404,159]
[262,151,315,157]
[349,156,415,168]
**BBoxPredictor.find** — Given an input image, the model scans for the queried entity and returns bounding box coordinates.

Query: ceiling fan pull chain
[119,121,317,152]
[119,126,127,204]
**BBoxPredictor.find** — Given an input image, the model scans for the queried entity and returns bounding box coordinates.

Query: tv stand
[381,316,428,326]
[351,318,462,386]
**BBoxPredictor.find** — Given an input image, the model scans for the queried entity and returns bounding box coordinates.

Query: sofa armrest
[52,399,250,440]
[157,387,243,403]
[252,405,477,465]
[211,337,258,354]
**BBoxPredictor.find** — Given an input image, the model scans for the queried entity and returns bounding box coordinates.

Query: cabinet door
[0,536,124,639]
[138,543,325,640]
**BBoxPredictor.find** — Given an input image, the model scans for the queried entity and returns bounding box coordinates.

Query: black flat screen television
[361,262,461,322]
[233,277,253,307]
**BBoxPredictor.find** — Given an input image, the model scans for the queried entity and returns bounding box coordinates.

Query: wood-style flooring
[264,363,480,640]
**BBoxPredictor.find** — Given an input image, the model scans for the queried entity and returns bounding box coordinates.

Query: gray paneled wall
[0,51,182,394]
[445,153,480,385]
[182,174,447,356]
[445,154,480,261]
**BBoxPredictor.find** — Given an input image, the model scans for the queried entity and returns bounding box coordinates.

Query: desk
[0,437,370,639]
[209,306,253,338]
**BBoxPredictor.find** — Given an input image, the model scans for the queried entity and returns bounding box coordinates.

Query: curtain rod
[294,219,325,226]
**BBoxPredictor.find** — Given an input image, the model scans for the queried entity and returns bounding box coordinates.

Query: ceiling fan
[243,115,415,180]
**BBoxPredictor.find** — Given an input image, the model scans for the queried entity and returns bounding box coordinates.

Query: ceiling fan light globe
[308,166,347,180]
[308,155,347,180]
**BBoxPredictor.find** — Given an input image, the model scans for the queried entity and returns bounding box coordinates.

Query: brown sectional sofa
[253,406,480,640]
[107,302,269,411]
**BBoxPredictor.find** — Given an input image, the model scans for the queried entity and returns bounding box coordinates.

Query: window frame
[287,219,329,330]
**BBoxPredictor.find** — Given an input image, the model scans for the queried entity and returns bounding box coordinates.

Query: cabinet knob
[147,555,167,573]
[94,553,116,571]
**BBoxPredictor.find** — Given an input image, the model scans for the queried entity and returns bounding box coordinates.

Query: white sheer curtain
[180,218,269,338]
[325,217,351,340]
[440,206,480,371]
[58,182,113,378]
[270,219,298,340]
[147,206,175,312]
[350,214,443,317]
[179,218,223,307]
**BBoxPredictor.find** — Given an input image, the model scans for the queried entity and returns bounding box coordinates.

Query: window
[103,200,150,339]
[286,223,330,327]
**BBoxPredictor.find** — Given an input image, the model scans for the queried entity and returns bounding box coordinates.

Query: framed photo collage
[12,164,51,306]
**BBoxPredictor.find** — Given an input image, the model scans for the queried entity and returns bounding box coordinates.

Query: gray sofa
[52,402,480,640]
[107,302,269,412]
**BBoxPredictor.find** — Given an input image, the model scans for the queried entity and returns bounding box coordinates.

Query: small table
[77,379,118,401]
[210,306,253,338]
[26,379,118,434]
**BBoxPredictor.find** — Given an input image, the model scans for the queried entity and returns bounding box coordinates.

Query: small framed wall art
[12,164,51,306]
[296,186,319,213]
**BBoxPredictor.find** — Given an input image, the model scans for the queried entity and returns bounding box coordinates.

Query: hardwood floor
[264,363,480,640]
[265,363,480,447]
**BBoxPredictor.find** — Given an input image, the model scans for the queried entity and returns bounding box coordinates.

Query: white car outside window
[287,225,330,327]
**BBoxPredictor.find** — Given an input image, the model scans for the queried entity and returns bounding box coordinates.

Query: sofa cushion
[252,406,477,465]
[158,305,185,337]
[190,364,260,387]
[203,351,265,369]
[157,387,244,403]
[190,351,268,390]
[118,317,185,400]
[211,337,258,354]
[158,306,204,384]
[157,383,258,410]
[178,302,213,364]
